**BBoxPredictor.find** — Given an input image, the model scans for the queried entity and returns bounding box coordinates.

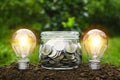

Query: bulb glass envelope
[83,29,108,60]
[11,29,36,58]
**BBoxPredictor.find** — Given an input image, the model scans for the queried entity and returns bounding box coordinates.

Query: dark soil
[0,63,120,80]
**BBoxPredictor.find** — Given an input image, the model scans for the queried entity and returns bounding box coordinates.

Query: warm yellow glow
[18,35,29,47]
[12,29,36,58]
[90,35,101,48]
[83,29,108,59]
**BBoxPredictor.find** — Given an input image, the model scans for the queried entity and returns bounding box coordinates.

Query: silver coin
[76,43,82,55]
[72,58,78,62]
[42,44,52,55]
[48,49,61,58]
[45,38,56,47]
[58,51,61,57]
[65,41,77,53]
[45,38,66,51]
[74,52,81,64]
[41,58,50,63]
[54,54,64,61]
[60,58,70,64]
[53,38,66,51]
[49,60,55,64]
[52,51,60,59]
[65,54,76,60]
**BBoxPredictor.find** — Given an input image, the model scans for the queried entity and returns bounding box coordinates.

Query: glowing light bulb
[11,29,36,70]
[83,29,108,69]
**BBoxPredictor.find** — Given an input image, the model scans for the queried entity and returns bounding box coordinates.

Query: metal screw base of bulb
[89,60,100,70]
[18,58,30,70]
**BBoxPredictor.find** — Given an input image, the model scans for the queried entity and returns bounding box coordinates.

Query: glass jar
[39,31,82,70]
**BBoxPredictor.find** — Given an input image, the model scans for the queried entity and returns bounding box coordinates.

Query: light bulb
[11,29,36,70]
[83,29,108,69]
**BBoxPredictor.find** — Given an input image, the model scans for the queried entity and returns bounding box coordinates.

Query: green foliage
[86,0,120,33]
[0,41,17,66]
[29,45,39,64]
[0,0,87,32]
[101,37,120,66]
[62,17,75,28]
[0,0,120,32]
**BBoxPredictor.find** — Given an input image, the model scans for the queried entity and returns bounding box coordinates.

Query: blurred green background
[0,0,120,66]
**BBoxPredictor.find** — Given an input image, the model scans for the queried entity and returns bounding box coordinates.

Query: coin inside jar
[45,38,56,47]
[65,54,76,60]
[42,44,52,55]
[53,38,66,51]
[54,54,64,61]
[48,49,62,58]
[76,43,82,54]
[49,59,55,64]
[65,41,77,53]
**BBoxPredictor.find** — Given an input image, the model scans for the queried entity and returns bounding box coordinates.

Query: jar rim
[41,31,80,39]
[41,31,79,35]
